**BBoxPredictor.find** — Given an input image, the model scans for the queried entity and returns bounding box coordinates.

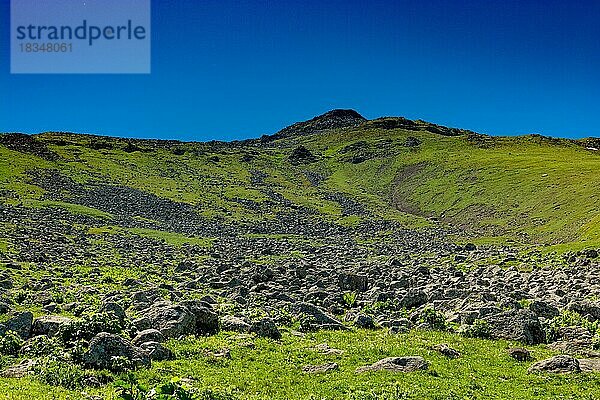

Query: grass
[0,329,599,399]
[2,129,598,247]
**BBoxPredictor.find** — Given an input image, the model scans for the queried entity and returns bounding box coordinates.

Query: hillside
[0,110,599,399]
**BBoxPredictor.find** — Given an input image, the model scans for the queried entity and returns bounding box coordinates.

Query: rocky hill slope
[0,110,599,398]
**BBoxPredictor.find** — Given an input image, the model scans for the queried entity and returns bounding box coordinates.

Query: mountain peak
[271,109,367,139]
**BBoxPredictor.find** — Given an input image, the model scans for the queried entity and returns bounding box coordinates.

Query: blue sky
[1,0,599,140]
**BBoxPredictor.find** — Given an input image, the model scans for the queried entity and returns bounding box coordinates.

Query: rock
[138,341,172,361]
[399,289,428,309]
[302,362,339,374]
[338,273,368,292]
[0,359,36,378]
[567,301,600,322]
[528,355,580,374]
[548,340,598,356]
[220,315,251,333]
[356,356,428,373]
[132,329,165,346]
[433,344,460,359]
[250,318,281,340]
[141,302,195,338]
[578,359,600,372]
[0,311,33,339]
[179,299,219,335]
[354,314,376,329]
[100,302,126,324]
[314,343,344,355]
[83,332,150,371]
[31,315,72,337]
[292,302,347,332]
[289,146,316,164]
[507,347,531,361]
[529,300,559,319]
[484,309,545,344]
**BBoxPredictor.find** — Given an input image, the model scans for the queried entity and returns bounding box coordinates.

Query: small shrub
[34,359,86,390]
[20,335,61,357]
[544,310,600,342]
[419,307,447,330]
[58,311,125,342]
[459,319,490,338]
[115,374,147,400]
[342,292,357,308]
[0,330,24,356]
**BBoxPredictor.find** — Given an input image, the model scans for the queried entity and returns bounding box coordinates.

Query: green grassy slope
[1,115,600,249]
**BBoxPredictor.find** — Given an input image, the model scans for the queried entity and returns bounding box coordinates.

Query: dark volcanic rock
[528,355,580,374]
[83,332,150,371]
[484,309,545,344]
[0,312,33,339]
[356,356,428,373]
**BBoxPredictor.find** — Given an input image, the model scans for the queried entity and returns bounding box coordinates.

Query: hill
[0,110,599,399]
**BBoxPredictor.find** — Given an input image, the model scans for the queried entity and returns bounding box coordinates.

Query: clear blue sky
[1,0,599,140]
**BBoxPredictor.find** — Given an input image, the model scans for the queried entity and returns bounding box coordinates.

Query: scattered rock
[83,332,150,371]
[250,318,281,340]
[0,359,36,378]
[528,355,580,374]
[303,362,339,374]
[507,348,531,361]
[356,356,428,373]
[433,344,460,359]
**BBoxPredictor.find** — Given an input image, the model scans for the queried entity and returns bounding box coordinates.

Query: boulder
[180,299,219,335]
[302,362,339,374]
[578,358,600,373]
[31,315,72,337]
[399,289,428,309]
[0,311,33,339]
[507,348,531,361]
[292,302,347,332]
[141,302,195,338]
[528,355,580,374]
[132,329,165,346]
[529,300,559,319]
[138,341,172,361]
[250,318,281,340]
[356,356,428,373]
[353,314,376,329]
[0,359,36,378]
[484,309,545,344]
[220,315,251,332]
[338,273,368,292]
[100,302,126,324]
[83,332,150,371]
[433,344,460,359]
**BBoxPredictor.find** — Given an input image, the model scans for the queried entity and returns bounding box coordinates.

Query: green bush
[58,311,125,342]
[342,292,357,308]
[0,330,24,356]
[459,319,490,339]
[544,310,600,342]
[34,359,86,390]
[419,307,447,330]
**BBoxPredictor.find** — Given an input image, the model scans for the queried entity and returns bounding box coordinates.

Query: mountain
[1,109,598,249]
[1,111,600,398]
